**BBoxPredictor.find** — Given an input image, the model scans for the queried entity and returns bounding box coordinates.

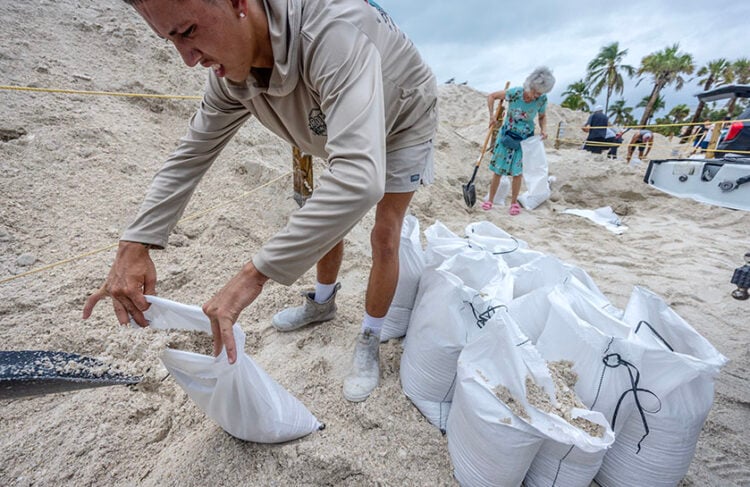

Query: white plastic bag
[484,175,511,206]
[463,221,543,268]
[562,206,628,235]
[400,251,513,430]
[518,136,551,210]
[535,286,645,434]
[423,220,475,270]
[447,310,614,487]
[381,215,425,342]
[508,274,619,345]
[595,287,728,487]
[143,296,323,443]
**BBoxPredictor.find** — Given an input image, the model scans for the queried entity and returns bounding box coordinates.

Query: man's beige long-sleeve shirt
[121,0,437,285]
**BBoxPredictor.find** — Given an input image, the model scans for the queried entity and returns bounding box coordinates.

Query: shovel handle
[474,81,510,168]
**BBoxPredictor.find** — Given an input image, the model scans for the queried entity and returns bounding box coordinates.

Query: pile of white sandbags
[397,220,727,486]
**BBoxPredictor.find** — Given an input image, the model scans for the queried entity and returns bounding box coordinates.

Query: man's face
[134,0,264,83]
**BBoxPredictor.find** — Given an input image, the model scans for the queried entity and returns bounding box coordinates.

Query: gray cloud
[379,0,750,115]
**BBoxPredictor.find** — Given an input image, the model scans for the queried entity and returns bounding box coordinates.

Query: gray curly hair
[523,66,555,95]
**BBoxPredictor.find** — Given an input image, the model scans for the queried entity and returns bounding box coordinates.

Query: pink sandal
[509,203,521,216]
[481,201,493,211]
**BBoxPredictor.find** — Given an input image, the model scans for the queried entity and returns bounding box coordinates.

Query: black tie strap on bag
[467,301,507,329]
[592,351,662,453]
[634,320,675,352]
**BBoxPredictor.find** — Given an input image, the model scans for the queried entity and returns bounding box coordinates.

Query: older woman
[483,66,555,214]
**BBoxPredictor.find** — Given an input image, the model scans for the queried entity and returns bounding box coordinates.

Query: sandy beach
[1,1,749,485]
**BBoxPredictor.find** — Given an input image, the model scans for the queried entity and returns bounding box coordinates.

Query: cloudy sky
[377,0,749,117]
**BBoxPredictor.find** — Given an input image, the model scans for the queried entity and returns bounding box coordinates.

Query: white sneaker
[272,283,340,332]
[342,330,380,402]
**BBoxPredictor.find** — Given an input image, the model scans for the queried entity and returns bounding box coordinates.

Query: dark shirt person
[582,106,609,154]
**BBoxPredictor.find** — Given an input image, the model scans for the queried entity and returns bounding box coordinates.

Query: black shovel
[0,350,141,400]
[462,81,509,208]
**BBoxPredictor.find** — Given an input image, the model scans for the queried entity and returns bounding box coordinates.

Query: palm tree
[560,80,595,112]
[637,94,665,123]
[669,104,691,123]
[636,44,695,126]
[733,58,750,84]
[689,58,734,127]
[608,98,635,126]
[726,58,750,115]
[585,42,635,113]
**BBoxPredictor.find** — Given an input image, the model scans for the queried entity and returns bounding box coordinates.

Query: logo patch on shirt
[410,174,420,182]
[308,108,327,136]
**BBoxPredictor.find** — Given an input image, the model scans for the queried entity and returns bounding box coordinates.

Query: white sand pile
[1,1,749,486]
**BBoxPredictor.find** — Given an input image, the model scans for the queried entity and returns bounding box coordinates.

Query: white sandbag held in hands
[142,296,322,443]
[400,251,513,430]
[518,136,551,210]
[595,287,728,487]
[381,215,425,342]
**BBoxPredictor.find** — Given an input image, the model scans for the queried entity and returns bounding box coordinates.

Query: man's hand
[202,262,269,364]
[82,241,156,326]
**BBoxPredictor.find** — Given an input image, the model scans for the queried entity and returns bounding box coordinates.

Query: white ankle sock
[360,312,384,337]
[314,281,337,303]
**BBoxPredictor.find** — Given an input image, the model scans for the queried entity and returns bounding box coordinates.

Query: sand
[1,1,749,485]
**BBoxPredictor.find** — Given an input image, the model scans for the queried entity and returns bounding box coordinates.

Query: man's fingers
[143,272,157,297]
[131,292,151,313]
[113,298,149,327]
[221,322,237,364]
[128,306,149,327]
[112,299,131,326]
[82,288,107,319]
[210,318,223,357]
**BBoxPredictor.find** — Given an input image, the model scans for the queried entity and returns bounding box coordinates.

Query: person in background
[626,129,654,163]
[604,126,625,160]
[83,0,438,404]
[582,105,609,154]
[688,120,716,156]
[483,66,555,215]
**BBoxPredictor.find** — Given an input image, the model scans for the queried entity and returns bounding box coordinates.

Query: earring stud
[240,12,246,18]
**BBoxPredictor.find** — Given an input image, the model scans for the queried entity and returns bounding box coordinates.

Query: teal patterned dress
[489,86,547,176]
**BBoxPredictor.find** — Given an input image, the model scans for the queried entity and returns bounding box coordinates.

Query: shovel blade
[462,182,476,208]
[0,351,141,399]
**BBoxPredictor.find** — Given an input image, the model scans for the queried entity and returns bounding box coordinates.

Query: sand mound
[1,1,749,485]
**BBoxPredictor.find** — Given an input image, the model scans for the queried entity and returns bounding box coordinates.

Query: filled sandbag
[484,175,510,206]
[381,215,425,342]
[400,251,513,430]
[447,310,613,487]
[464,221,543,268]
[517,136,551,210]
[535,285,646,435]
[509,275,617,345]
[423,220,478,269]
[142,295,323,443]
[595,287,728,487]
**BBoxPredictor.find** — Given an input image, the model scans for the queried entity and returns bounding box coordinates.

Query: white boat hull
[644,158,750,211]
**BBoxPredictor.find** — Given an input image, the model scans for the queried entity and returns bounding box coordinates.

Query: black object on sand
[0,350,141,399]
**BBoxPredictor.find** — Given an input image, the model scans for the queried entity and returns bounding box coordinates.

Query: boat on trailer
[643,157,750,212]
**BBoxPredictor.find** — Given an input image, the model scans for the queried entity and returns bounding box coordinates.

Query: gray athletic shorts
[385,139,435,193]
